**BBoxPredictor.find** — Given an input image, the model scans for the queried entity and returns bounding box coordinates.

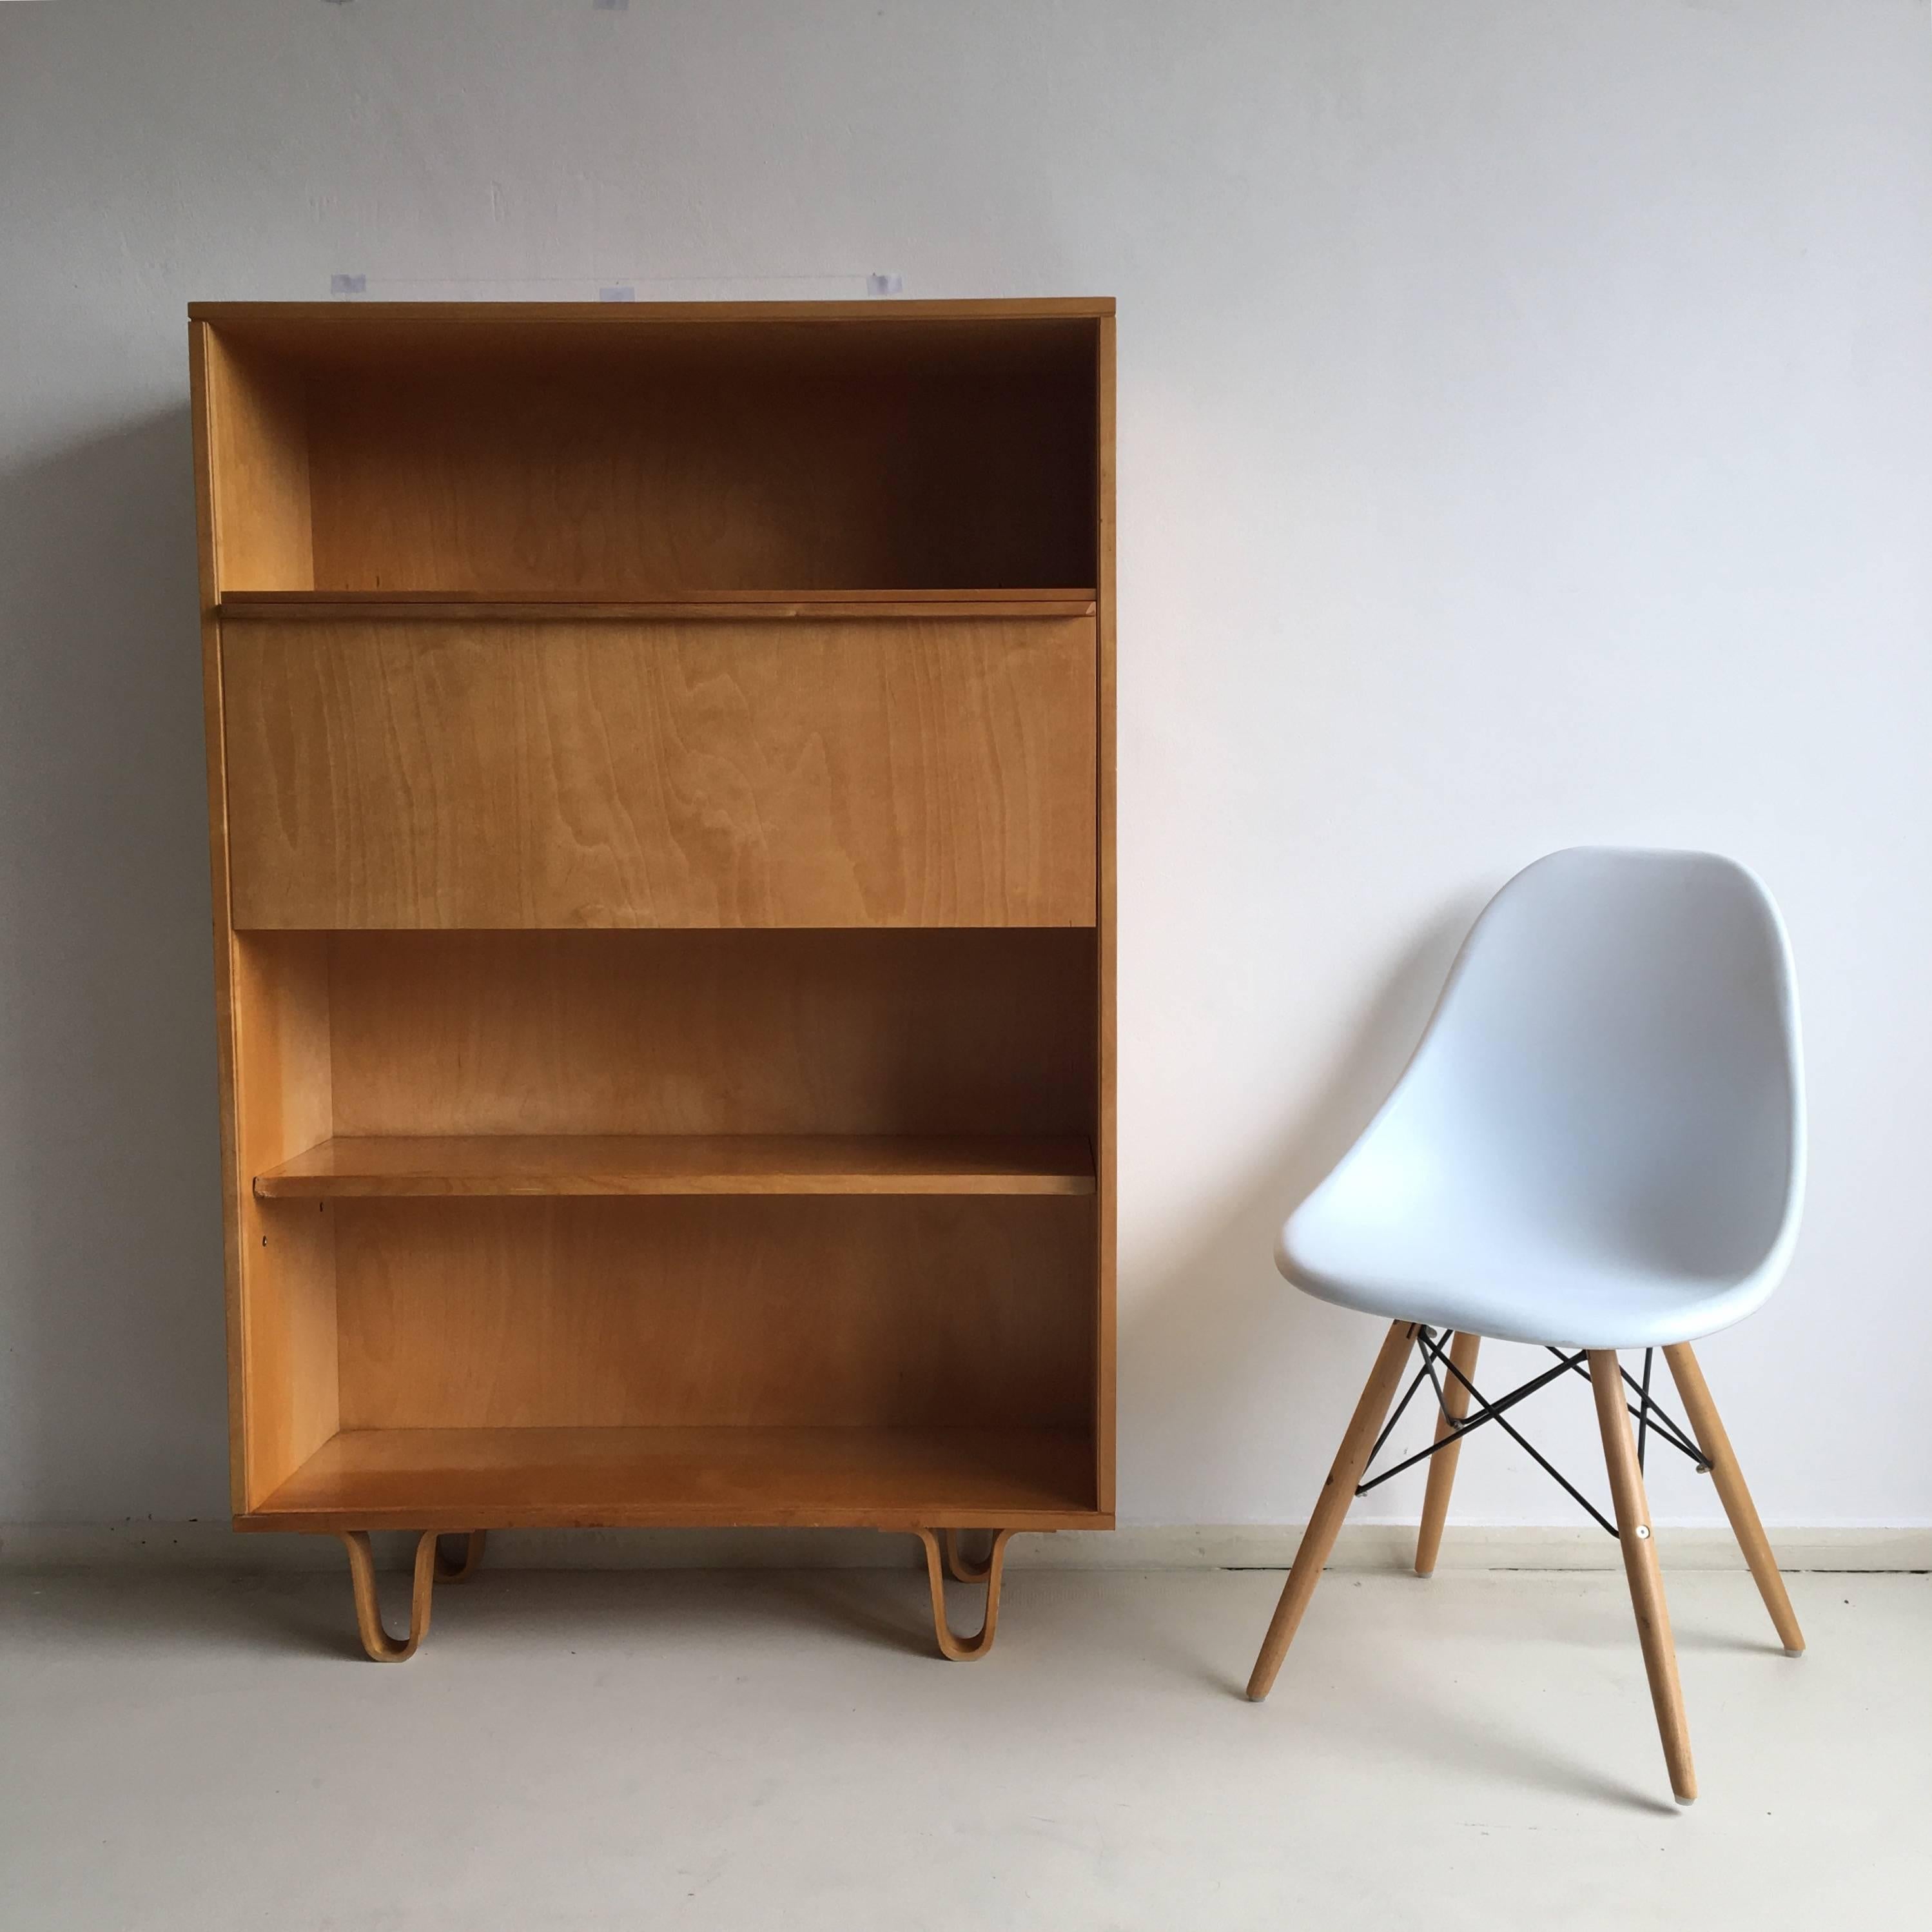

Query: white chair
[1246,848,1805,1805]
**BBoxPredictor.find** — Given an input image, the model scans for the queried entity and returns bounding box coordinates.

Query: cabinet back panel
[308,357,1095,594]
[222,616,1096,928]
[332,1196,1094,1430]
[327,928,1096,1137]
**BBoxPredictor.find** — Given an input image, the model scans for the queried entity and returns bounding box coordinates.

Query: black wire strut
[1351,1327,1712,1539]
[1541,1349,1708,1469]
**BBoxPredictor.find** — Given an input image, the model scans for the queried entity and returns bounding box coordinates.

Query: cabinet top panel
[190,297,1113,317]
[190,296,1112,360]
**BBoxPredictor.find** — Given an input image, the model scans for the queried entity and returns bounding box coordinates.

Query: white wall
[3,0,1928,1532]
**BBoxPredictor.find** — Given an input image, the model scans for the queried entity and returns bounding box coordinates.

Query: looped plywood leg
[340,1530,438,1663]
[917,1528,1015,1661]
[943,1528,995,1583]
[434,1530,488,1584]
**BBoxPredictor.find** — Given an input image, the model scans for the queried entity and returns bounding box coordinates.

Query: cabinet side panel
[231,935,338,1507]
[203,330,314,594]
[220,617,1097,929]
[191,321,250,1513]
[1095,315,1117,1516]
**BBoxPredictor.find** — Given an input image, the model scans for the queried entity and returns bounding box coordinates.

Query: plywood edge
[217,591,1098,622]
[1093,310,1118,1516]
[255,1133,1097,1198]
[235,1505,1109,1534]
[191,319,249,1517]
[189,297,1116,325]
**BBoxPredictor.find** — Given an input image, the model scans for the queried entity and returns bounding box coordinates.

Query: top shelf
[196,306,1104,600]
[217,589,1098,623]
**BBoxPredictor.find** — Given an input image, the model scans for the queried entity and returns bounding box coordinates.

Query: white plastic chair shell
[1277,848,1803,1350]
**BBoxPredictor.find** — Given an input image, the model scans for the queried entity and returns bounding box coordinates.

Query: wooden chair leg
[340,1530,438,1663]
[1415,1330,1482,1577]
[1662,1343,1803,1655]
[916,1528,1015,1660]
[434,1530,488,1584]
[1590,1351,1697,1805]
[1247,1320,1419,1702]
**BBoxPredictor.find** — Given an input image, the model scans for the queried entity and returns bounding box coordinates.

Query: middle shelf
[254,1133,1097,1200]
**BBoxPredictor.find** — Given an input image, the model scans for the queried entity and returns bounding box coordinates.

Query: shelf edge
[217,591,1098,622]
[253,1134,1098,1200]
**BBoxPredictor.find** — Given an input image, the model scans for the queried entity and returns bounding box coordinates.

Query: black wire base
[1354,1327,1712,1538]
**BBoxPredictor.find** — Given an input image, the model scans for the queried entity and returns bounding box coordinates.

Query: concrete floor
[3,1564,1926,1930]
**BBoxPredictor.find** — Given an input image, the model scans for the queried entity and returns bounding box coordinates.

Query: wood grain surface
[221,616,1097,928]
[248,1423,1100,1532]
[325,927,1095,1137]
[328,1195,1095,1432]
[229,932,339,1509]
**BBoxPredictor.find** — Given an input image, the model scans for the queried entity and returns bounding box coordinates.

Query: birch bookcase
[189,298,1116,1661]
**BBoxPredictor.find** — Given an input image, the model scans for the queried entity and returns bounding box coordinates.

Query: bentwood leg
[1590,1351,1696,1804]
[1247,1320,1419,1702]
[1663,1343,1804,1654]
[434,1530,488,1584]
[916,1528,1015,1660]
[1415,1331,1482,1577]
[340,1529,440,1663]
[943,1529,995,1583]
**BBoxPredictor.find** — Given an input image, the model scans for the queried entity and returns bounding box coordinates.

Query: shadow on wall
[1117,900,1485,1525]
[0,407,229,1521]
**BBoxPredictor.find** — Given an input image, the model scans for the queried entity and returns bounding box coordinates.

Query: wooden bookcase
[188,298,1115,1661]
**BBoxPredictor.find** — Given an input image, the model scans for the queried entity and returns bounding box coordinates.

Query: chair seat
[1278,1208,1781,1350]
[1273,848,1802,1352]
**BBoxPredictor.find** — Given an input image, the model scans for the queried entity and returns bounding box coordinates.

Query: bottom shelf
[245,1426,1101,1532]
